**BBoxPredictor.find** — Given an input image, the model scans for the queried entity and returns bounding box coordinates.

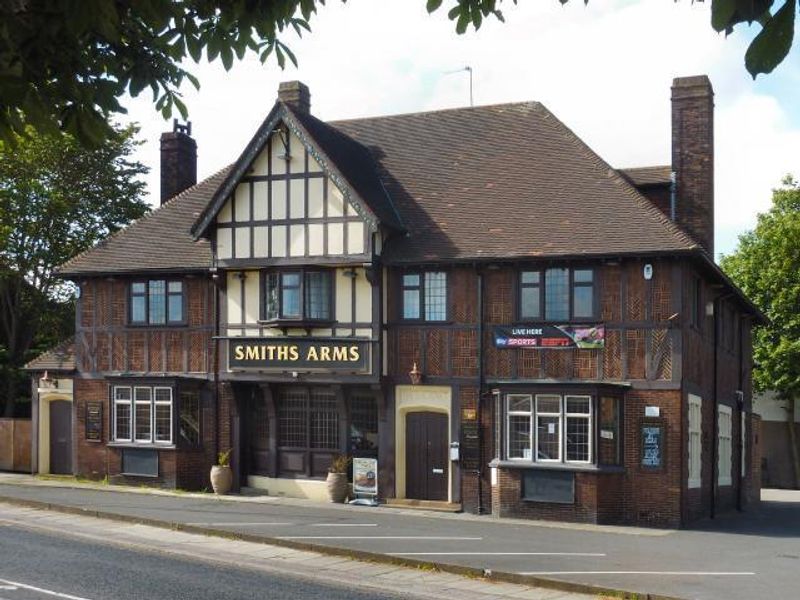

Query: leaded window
[113,387,132,442]
[179,390,201,446]
[401,271,447,322]
[519,267,595,321]
[349,394,378,455]
[112,385,178,446]
[130,280,184,325]
[263,270,332,322]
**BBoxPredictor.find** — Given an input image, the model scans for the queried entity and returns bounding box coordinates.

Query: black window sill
[489,459,624,474]
[258,319,336,329]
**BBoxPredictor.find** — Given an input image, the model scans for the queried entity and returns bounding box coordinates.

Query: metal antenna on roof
[444,66,474,107]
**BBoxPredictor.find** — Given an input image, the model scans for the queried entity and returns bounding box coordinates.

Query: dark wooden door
[405,411,448,501]
[49,401,72,475]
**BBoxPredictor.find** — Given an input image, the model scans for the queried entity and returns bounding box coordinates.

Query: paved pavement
[0,475,798,599]
[0,504,590,600]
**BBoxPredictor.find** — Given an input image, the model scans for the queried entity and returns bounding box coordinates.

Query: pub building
[26,76,764,527]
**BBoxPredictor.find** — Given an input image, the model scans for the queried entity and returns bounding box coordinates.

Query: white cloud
[120,0,800,259]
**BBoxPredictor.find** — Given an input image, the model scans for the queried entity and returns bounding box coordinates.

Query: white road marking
[0,579,94,600]
[278,536,483,540]
[311,523,378,527]
[184,522,293,526]
[394,552,606,557]
[518,571,755,576]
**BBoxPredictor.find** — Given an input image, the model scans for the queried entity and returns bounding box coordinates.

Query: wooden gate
[405,411,448,501]
[0,419,32,472]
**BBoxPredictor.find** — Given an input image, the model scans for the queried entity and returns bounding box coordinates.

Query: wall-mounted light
[409,362,422,385]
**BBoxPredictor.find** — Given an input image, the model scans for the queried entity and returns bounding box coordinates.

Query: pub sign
[493,325,605,349]
[228,338,371,373]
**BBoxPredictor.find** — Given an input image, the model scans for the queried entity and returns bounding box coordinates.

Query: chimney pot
[278,80,311,113]
[160,121,197,205]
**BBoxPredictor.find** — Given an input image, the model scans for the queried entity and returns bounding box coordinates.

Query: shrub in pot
[210,449,233,495]
[326,454,351,503]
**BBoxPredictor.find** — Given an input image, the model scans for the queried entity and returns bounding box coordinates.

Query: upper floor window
[263,270,332,322]
[130,280,184,325]
[402,272,447,321]
[519,268,595,321]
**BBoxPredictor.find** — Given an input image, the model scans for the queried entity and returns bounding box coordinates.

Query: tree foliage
[0,0,795,148]
[720,176,800,400]
[0,124,149,416]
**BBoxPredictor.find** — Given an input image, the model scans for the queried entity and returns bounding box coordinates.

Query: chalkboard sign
[523,470,575,504]
[460,422,481,471]
[641,424,664,469]
[85,401,102,442]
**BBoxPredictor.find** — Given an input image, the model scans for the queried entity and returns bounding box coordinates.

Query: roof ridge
[58,165,231,275]
[329,100,541,125]
[533,104,698,252]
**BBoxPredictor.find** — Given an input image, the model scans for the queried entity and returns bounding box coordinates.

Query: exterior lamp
[409,362,422,385]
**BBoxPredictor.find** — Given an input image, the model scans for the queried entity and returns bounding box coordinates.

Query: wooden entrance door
[405,411,448,501]
[49,401,72,475]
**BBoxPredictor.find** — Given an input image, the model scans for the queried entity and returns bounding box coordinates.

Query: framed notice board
[641,422,665,471]
[85,401,103,442]
[460,422,481,471]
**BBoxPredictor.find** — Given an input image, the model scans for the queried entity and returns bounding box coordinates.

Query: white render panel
[327,223,344,255]
[289,179,305,218]
[253,182,269,219]
[335,269,352,323]
[234,183,250,221]
[355,328,372,338]
[271,180,287,219]
[253,226,269,258]
[244,270,260,323]
[250,145,270,176]
[308,154,323,173]
[355,270,372,323]
[308,178,324,217]
[271,225,287,257]
[310,328,333,337]
[289,224,305,256]
[287,133,304,174]
[308,223,324,255]
[348,221,365,255]
[218,199,232,223]
[327,180,344,217]
[270,134,286,175]
[226,272,242,325]
[234,227,251,259]
[217,228,233,259]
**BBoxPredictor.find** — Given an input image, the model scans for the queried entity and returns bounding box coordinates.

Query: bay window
[505,393,593,464]
[263,270,332,322]
[518,267,596,321]
[113,385,178,445]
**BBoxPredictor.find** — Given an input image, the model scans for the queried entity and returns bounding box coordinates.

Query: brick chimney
[160,120,197,205]
[671,75,714,255]
[278,81,311,113]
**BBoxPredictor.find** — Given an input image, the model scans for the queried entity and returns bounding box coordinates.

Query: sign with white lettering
[493,325,605,349]
[228,339,370,373]
[641,424,664,469]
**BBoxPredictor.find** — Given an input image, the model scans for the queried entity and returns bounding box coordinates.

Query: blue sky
[121,0,800,262]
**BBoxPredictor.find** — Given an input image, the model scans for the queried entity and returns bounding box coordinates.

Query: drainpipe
[710,294,720,519]
[736,315,745,512]
[476,267,485,515]
[212,268,221,464]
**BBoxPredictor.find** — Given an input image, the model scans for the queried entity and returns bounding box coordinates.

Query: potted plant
[326,453,351,503]
[210,449,233,495]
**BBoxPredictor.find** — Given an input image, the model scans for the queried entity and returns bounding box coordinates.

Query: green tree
[721,175,800,484]
[0,0,794,148]
[0,125,149,417]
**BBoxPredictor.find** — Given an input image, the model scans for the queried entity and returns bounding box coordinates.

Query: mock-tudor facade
[26,76,764,527]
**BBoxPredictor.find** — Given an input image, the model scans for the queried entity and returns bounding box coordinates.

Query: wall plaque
[85,401,102,442]
[641,424,664,470]
[460,422,481,471]
[228,338,371,373]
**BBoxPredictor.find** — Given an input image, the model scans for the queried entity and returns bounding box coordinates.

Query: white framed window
[565,396,592,463]
[134,387,153,442]
[688,394,702,489]
[718,405,733,486]
[507,394,533,460]
[741,410,747,478]
[154,387,173,444]
[113,386,132,442]
[535,395,562,462]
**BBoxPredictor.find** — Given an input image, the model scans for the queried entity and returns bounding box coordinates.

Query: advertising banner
[493,325,605,349]
[352,457,378,496]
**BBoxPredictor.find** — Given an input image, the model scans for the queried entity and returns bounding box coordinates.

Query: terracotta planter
[210,465,232,495]
[326,471,349,503]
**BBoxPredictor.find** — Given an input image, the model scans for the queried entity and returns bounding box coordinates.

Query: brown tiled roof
[330,104,697,263]
[618,165,672,187]
[57,166,231,277]
[24,338,76,372]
